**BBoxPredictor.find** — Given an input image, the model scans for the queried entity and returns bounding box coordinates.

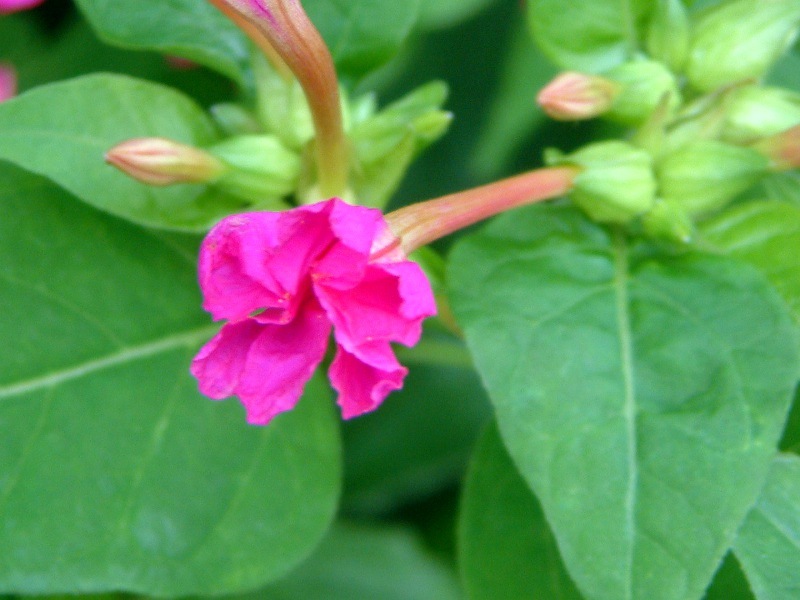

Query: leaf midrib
[612,227,637,600]
[0,325,218,399]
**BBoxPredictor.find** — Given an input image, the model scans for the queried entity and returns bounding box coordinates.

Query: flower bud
[752,124,800,170]
[546,141,657,223]
[209,103,262,136]
[646,0,690,72]
[537,72,620,121]
[656,141,769,215]
[350,82,451,208]
[604,60,682,125]
[722,86,800,144]
[687,0,800,92]
[642,199,694,243]
[208,135,300,203]
[105,138,225,186]
[0,63,17,102]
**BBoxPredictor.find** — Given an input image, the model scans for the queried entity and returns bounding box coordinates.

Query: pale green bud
[646,0,691,72]
[208,135,301,203]
[605,60,682,125]
[657,140,769,215]
[642,199,694,243]
[350,82,451,208]
[547,141,657,224]
[253,52,315,150]
[722,85,800,143]
[104,137,225,186]
[209,103,262,137]
[687,0,800,92]
[537,72,620,121]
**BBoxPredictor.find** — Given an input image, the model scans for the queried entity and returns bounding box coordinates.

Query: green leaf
[304,0,421,78]
[734,454,800,600]
[0,165,340,595]
[0,74,245,232]
[75,0,251,85]
[701,200,800,322]
[458,423,582,599]
[448,204,799,600]
[528,0,653,72]
[252,522,462,600]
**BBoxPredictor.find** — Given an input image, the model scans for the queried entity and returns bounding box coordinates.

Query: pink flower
[0,0,45,14]
[0,64,15,102]
[191,198,437,425]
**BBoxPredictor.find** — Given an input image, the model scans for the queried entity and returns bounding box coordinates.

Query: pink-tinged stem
[209,0,349,198]
[207,0,293,80]
[385,166,579,254]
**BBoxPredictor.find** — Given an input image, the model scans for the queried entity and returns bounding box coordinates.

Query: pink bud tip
[753,124,800,171]
[537,72,620,121]
[105,137,224,186]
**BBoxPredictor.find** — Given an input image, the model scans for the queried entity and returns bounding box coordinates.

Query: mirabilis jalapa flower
[191,199,436,424]
[158,0,575,424]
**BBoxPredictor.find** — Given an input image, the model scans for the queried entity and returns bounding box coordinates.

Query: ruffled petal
[199,207,340,324]
[191,303,331,425]
[198,212,285,322]
[312,199,382,288]
[315,261,436,351]
[329,343,407,419]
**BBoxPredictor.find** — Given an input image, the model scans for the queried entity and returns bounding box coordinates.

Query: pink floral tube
[191,198,437,425]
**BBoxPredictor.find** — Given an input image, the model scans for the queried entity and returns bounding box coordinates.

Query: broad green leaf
[0,165,340,595]
[528,0,653,72]
[762,173,800,207]
[449,204,799,600]
[75,0,251,85]
[701,200,800,322]
[304,0,421,78]
[469,19,556,179]
[342,338,490,514]
[417,0,496,30]
[734,455,800,600]
[0,74,245,231]
[458,423,582,600]
[251,522,462,600]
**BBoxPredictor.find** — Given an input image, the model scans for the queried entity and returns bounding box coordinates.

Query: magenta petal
[192,303,331,425]
[316,261,436,351]
[199,212,286,322]
[329,343,407,419]
[191,320,263,400]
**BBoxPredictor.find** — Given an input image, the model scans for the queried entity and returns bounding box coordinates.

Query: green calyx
[686,0,800,92]
[547,141,657,224]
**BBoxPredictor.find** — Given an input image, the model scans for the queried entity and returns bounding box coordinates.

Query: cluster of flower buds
[535,0,800,242]
[106,0,450,212]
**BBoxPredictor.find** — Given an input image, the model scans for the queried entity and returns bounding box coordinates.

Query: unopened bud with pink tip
[537,72,620,121]
[0,64,17,102]
[105,138,225,186]
[752,124,800,171]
